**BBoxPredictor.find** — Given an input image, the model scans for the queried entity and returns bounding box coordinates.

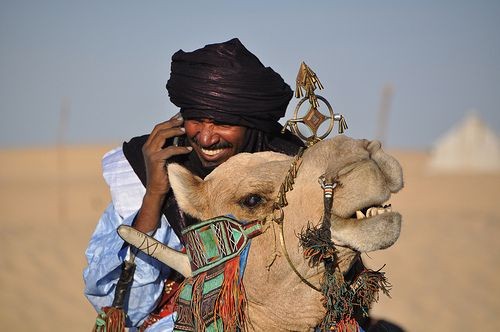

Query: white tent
[428,111,500,173]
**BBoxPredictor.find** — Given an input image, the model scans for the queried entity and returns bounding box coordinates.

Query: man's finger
[148,127,186,150]
[146,113,184,145]
[156,146,192,162]
[148,117,183,142]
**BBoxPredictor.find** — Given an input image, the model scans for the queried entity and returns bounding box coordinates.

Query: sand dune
[0,145,113,331]
[1,145,499,331]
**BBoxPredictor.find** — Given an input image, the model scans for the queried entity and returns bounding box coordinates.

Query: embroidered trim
[182,216,262,276]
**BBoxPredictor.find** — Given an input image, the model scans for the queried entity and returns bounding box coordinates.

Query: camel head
[167,135,404,330]
[169,134,403,255]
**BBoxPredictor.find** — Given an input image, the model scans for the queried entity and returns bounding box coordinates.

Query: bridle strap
[277,220,321,292]
[270,147,339,292]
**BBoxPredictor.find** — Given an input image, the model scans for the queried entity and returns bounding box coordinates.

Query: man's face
[184,118,247,167]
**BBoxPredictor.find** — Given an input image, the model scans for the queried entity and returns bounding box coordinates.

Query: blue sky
[1,0,499,148]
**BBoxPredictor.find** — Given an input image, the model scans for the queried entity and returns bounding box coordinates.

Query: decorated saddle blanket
[173,215,262,332]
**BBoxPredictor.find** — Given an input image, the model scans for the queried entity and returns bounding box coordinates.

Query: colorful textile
[182,216,261,276]
[173,216,262,331]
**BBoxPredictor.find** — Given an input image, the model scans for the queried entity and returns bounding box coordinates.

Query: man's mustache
[190,136,233,150]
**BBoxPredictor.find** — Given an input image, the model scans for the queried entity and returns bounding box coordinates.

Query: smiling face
[184,118,247,168]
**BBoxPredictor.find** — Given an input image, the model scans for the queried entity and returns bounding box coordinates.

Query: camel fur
[164,135,403,331]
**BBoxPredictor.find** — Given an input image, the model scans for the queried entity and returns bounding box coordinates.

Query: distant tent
[428,112,500,173]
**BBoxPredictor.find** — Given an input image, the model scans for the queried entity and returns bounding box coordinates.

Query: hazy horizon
[1,1,499,149]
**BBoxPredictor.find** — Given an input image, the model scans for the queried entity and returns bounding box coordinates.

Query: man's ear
[167,163,207,219]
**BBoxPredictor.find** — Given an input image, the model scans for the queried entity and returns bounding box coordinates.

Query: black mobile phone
[164,133,190,166]
[172,134,187,147]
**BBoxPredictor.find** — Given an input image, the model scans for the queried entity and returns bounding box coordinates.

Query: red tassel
[191,272,208,331]
[93,306,126,332]
[332,317,359,332]
[214,257,247,332]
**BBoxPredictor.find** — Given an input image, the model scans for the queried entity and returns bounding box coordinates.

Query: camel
[120,135,404,331]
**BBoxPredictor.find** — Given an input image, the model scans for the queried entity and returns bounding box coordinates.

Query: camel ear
[167,163,207,219]
[367,140,404,193]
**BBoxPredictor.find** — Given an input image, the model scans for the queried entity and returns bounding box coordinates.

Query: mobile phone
[173,133,187,147]
[164,132,190,166]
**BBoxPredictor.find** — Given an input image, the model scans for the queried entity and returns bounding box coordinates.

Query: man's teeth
[355,205,392,219]
[201,148,225,156]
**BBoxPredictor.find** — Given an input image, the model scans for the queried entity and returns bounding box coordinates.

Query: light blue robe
[83,147,181,331]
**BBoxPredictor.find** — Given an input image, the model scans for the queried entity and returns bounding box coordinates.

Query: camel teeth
[366,207,376,217]
[356,205,393,219]
[356,210,365,219]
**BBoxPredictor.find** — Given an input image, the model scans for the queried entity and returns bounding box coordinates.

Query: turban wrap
[166,38,293,133]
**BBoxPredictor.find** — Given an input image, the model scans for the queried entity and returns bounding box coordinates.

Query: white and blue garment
[83,147,182,331]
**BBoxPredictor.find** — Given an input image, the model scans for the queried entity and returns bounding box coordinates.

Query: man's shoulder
[102,146,126,166]
[101,145,146,218]
[102,147,133,181]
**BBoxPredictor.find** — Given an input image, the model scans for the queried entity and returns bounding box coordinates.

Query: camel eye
[241,194,264,208]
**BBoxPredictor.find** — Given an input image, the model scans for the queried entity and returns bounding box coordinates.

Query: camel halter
[268,145,339,292]
[266,62,347,292]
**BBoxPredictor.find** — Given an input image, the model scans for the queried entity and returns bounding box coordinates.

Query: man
[84,38,304,331]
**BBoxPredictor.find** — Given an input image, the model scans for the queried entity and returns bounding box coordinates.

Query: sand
[0,145,113,331]
[0,145,499,331]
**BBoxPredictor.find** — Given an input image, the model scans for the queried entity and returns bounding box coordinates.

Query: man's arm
[83,203,182,326]
[84,113,190,327]
[83,138,185,327]
[134,113,191,233]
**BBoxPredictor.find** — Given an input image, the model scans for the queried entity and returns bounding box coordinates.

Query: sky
[1,0,499,149]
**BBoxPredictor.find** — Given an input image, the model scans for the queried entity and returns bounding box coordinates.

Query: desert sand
[0,144,499,331]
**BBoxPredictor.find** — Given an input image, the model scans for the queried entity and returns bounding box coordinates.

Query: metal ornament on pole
[282,62,348,146]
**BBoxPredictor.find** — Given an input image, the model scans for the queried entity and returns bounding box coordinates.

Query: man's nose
[197,123,219,146]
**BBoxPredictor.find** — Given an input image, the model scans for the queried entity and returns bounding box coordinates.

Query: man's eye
[241,194,264,208]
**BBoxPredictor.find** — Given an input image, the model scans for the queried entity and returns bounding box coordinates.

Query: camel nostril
[367,140,382,155]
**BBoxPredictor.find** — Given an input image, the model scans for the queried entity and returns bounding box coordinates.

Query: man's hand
[142,113,192,196]
[135,113,192,233]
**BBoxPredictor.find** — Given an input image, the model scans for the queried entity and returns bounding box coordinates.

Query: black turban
[166,38,293,133]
